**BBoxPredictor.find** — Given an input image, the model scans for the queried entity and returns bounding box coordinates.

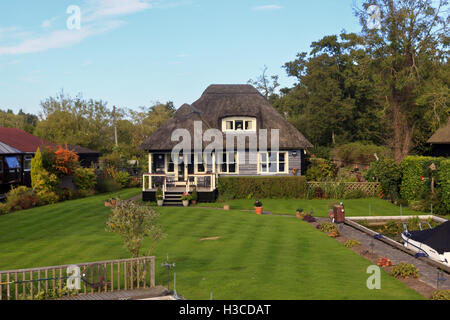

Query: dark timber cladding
[428,117,450,157]
[140,84,313,151]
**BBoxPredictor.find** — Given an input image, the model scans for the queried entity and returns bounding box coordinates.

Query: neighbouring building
[428,117,450,157]
[0,127,101,194]
[139,84,313,203]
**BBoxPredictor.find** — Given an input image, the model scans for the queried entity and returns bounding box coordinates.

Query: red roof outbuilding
[0,127,55,153]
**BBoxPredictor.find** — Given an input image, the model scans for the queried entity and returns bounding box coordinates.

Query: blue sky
[0,0,363,115]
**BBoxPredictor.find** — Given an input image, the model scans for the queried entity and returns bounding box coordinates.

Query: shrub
[333,142,391,165]
[73,167,97,192]
[318,222,338,234]
[54,145,80,176]
[431,290,450,300]
[377,257,393,267]
[438,160,450,214]
[344,239,361,248]
[365,158,401,200]
[400,156,445,201]
[96,177,121,193]
[191,187,198,201]
[306,158,337,182]
[391,263,420,279]
[217,176,307,200]
[344,189,366,199]
[3,186,41,213]
[113,171,131,189]
[105,200,165,257]
[254,200,263,207]
[31,148,59,204]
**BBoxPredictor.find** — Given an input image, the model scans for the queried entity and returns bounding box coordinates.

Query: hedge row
[400,156,446,201]
[438,160,450,213]
[217,176,307,200]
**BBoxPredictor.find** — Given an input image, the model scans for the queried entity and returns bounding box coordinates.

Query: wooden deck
[58,286,173,300]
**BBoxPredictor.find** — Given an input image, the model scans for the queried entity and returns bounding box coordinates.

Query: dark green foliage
[437,160,450,213]
[96,177,121,193]
[333,143,392,165]
[217,176,307,200]
[305,158,337,182]
[365,159,402,200]
[344,189,367,199]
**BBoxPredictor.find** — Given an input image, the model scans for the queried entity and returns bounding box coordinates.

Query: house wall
[148,149,304,177]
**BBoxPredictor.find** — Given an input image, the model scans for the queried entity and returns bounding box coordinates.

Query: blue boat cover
[407,221,450,254]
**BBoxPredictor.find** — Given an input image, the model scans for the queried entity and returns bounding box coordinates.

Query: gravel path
[315,217,450,291]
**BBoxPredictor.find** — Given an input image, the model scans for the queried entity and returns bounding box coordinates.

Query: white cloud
[252,5,283,11]
[0,21,123,55]
[0,0,153,55]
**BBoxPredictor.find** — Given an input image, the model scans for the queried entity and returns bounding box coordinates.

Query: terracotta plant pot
[224,204,230,211]
[182,200,189,207]
[255,207,263,215]
[296,212,302,219]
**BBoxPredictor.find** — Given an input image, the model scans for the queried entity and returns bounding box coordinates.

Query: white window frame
[222,117,257,133]
[217,152,239,174]
[258,151,289,174]
[23,155,33,172]
[195,153,206,174]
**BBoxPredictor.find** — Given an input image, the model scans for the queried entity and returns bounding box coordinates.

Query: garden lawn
[201,198,429,217]
[0,193,423,300]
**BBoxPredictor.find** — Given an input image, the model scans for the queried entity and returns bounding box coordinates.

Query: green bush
[438,160,450,213]
[344,189,366,199]
[333,142,391,165]
[113,171,131,188]
[2,186,41,213]
[217,176,307,200]
[344,239,361,248]
[365,159,401,200]
[431,290,450,300]
[73,167,97,192]
[391,263,420,279]
[400,156,445,201]
[305,158,337,181]
[96,177,121,193]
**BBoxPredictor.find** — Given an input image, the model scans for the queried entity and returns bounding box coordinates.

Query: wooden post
[150,257,155,287]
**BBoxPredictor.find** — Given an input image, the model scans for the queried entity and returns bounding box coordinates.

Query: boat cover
[406,221,450,254]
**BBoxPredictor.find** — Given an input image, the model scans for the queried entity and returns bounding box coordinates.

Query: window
[167,154,175,173]
[23,155,33,171]
[5,156,20,170]
[196,153,205,173]
[152,154,165,173]
[222,117,256,132]
[259,152,288,174]
[218,152,238,174]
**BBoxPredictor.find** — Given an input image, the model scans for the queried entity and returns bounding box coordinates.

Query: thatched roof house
[140,84,313,203]
[428,117,450,157]
[140,84,312,151]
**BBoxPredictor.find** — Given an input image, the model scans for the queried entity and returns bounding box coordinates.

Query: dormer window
[222,117,256,132]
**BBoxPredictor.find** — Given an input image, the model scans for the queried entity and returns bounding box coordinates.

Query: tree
[248,65,280,100]
[275,33,385,146]
[35,91,114,153]
[355,0,449,162]
[105,200,165,258]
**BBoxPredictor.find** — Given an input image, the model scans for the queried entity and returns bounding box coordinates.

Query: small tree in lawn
[105,200,165,258]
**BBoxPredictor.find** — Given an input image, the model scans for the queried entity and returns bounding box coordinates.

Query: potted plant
[224,204,230,211]
[156,187,164,207]
[191,187,198,205]
[181,192,192,207]
[296,208,303,219]
[254,200,263,215]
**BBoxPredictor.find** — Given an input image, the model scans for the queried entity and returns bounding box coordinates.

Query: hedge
[438,159,450,213]
[217,176,307,200]
[400,156,446,201]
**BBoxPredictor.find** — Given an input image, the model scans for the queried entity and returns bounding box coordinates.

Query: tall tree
[248,65,280,101]
[355,0,449,162]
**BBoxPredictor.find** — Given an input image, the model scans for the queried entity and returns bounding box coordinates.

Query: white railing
[143,173,217,193]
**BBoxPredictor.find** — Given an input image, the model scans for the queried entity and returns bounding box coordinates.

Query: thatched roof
[140,84,313,151]
[428,117,450,144]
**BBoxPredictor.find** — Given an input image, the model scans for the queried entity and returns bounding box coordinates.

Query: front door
[177,156,185,182]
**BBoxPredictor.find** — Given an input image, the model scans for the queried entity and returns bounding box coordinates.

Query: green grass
[202,198,429,217]
[0,192,423,300]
